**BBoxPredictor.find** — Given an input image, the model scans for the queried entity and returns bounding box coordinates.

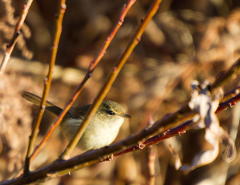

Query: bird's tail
[22,91,55,107]
[22,91,64,116]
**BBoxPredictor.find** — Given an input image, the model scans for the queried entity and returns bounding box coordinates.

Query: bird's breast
[61,116,125,150]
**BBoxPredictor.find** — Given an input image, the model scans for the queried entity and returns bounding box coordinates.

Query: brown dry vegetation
[0,0,240,185]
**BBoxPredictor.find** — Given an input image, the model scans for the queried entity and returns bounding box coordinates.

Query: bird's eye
[106,110,115,115]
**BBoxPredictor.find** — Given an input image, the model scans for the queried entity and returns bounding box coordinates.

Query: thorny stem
[29,0,136,162]
[60,0,162,159]
[24,0,67,174]
[0,0,34,73]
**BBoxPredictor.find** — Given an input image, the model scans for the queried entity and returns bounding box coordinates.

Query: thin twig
[60,0,162,159]
[115,87,240,156]
[30,55,240,162]
[0,89,239,185]
[0,0,34,73]
[28,0,136,162]
[147,116,157,185]
[211,58,240,90]
[114,120,193,157]
[24,0,67,174]
[221,86,240,101]
[145,115,157,185]
[29,56,240,163]
[89,0,136,71]
[216,91,240,113]
[147,146,157,185]
[2,19,240,185]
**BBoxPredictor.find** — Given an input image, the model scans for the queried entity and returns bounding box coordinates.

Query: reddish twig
[89,0,136,71]
[60,0,162,159]
[114,90,240,157]
[0,89,238,185]
[0,0,34,73]
[221,86,240,101]
[29,0,136,162]
[216,92,240,113]
[114,120,192,157]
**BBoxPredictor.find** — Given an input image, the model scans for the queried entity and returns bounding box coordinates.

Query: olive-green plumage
[22,91,130,150]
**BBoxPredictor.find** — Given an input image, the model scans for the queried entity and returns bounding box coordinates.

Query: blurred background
[0,0,240,184]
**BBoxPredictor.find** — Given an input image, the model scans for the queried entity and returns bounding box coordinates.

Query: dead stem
[0,0,34,73]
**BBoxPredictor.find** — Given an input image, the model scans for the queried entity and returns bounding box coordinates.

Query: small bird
[22,91,130,150]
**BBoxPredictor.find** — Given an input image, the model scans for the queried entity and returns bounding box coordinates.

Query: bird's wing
[70,104,91,119]
[22,91,72,118]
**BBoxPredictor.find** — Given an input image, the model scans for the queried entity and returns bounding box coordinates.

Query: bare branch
[0,88,239,185]
[24,0,67,173]
[0,0,34,73]
[60,0,162,160]
[27,0,136,162]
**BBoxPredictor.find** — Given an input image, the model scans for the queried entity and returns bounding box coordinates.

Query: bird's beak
[120,113,131,118]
